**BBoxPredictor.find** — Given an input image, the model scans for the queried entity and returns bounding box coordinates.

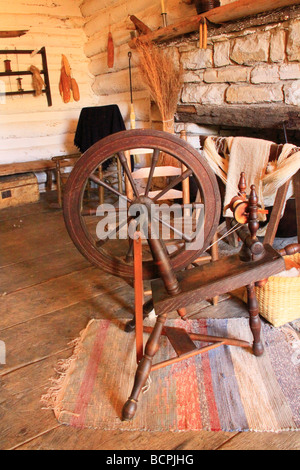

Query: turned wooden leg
[210,233,219,305]
[124,299,154,332]
[246,282,264,357]
[122,314,166,421]
[55,162,62,208]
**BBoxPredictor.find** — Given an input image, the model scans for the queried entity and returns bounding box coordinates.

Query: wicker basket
[255,252,300,327]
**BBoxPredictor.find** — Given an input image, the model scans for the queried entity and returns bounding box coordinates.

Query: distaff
[128,52,135,129]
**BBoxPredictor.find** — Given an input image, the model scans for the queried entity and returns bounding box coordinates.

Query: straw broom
[135,40,183,166]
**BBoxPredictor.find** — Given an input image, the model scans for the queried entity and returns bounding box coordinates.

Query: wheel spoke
[96,215,132,247]
[81,208,97,216]
[152,168,193,202]
[144,148,160,197]
[89,173,131,203]
[154,215,194,243]
[118,151,140,198]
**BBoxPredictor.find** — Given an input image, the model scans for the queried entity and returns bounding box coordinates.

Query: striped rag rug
[42,318,300,432]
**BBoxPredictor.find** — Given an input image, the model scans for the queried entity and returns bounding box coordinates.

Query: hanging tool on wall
[199,17,207,49]
[128,51,139,166]
[128,51,135,129]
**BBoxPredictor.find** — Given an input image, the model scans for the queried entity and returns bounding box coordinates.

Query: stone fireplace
[152,5,300,149]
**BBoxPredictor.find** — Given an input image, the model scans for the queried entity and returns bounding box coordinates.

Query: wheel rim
[63,129,221,280]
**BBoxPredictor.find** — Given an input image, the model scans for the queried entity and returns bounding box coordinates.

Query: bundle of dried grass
[135,40,183,166]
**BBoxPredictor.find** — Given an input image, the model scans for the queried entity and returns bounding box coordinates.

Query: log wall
[79,0,203,130]
[80,0,300,149]
[0,0,96,164]
[1,1,299,165]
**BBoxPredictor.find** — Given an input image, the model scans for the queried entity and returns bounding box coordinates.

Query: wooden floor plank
[0,194,55,222]
[0,291,253,376]
[0,244,90,295]
[14,427,236,451]
[0,211,71,267]
[0,284,136,375]
[0,208,61,235]
[0,351,70,450]
[0,195,299,450]
[0,266,128,331]
[217,431,300,450]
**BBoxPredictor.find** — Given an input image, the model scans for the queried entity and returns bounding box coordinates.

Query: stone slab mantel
[176,104,300,129]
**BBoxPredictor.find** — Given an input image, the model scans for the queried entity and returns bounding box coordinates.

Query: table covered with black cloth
[74,105,126,170]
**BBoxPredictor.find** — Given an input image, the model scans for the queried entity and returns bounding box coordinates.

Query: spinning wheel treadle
[62,130,286,423]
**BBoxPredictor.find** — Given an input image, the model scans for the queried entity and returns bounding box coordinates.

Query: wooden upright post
[133,233,144,364]
[180,130,190,213]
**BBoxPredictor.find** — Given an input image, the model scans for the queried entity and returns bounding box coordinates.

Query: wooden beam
[129,0,300,47]
[176,104,300,130]
[196,5,300,38]
[205,0,300,23]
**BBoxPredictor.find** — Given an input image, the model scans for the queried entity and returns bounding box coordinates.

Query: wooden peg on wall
[129,15,152,36]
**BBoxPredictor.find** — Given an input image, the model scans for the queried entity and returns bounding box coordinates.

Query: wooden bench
[0,155,81,193]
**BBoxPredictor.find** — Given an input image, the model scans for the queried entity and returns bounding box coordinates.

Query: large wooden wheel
[63,129,221,280]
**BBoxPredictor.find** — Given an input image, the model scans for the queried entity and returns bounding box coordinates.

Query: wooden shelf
[5,90,47,97]
[0,71,45,77]
[129,0,300,47]
[0,47,52,107]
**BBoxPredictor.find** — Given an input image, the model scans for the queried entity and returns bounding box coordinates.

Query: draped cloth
[74,105,126,169]
[203,136,300,221]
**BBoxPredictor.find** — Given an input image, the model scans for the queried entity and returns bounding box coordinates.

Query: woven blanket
[42,318,300,432]
[203,136,300,219]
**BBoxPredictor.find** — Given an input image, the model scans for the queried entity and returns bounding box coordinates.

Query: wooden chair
[52,154,123,208]
[52,154,80,207]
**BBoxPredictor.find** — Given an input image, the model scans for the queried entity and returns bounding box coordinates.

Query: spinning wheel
[63,129,286,422]
[63,129,221,280]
